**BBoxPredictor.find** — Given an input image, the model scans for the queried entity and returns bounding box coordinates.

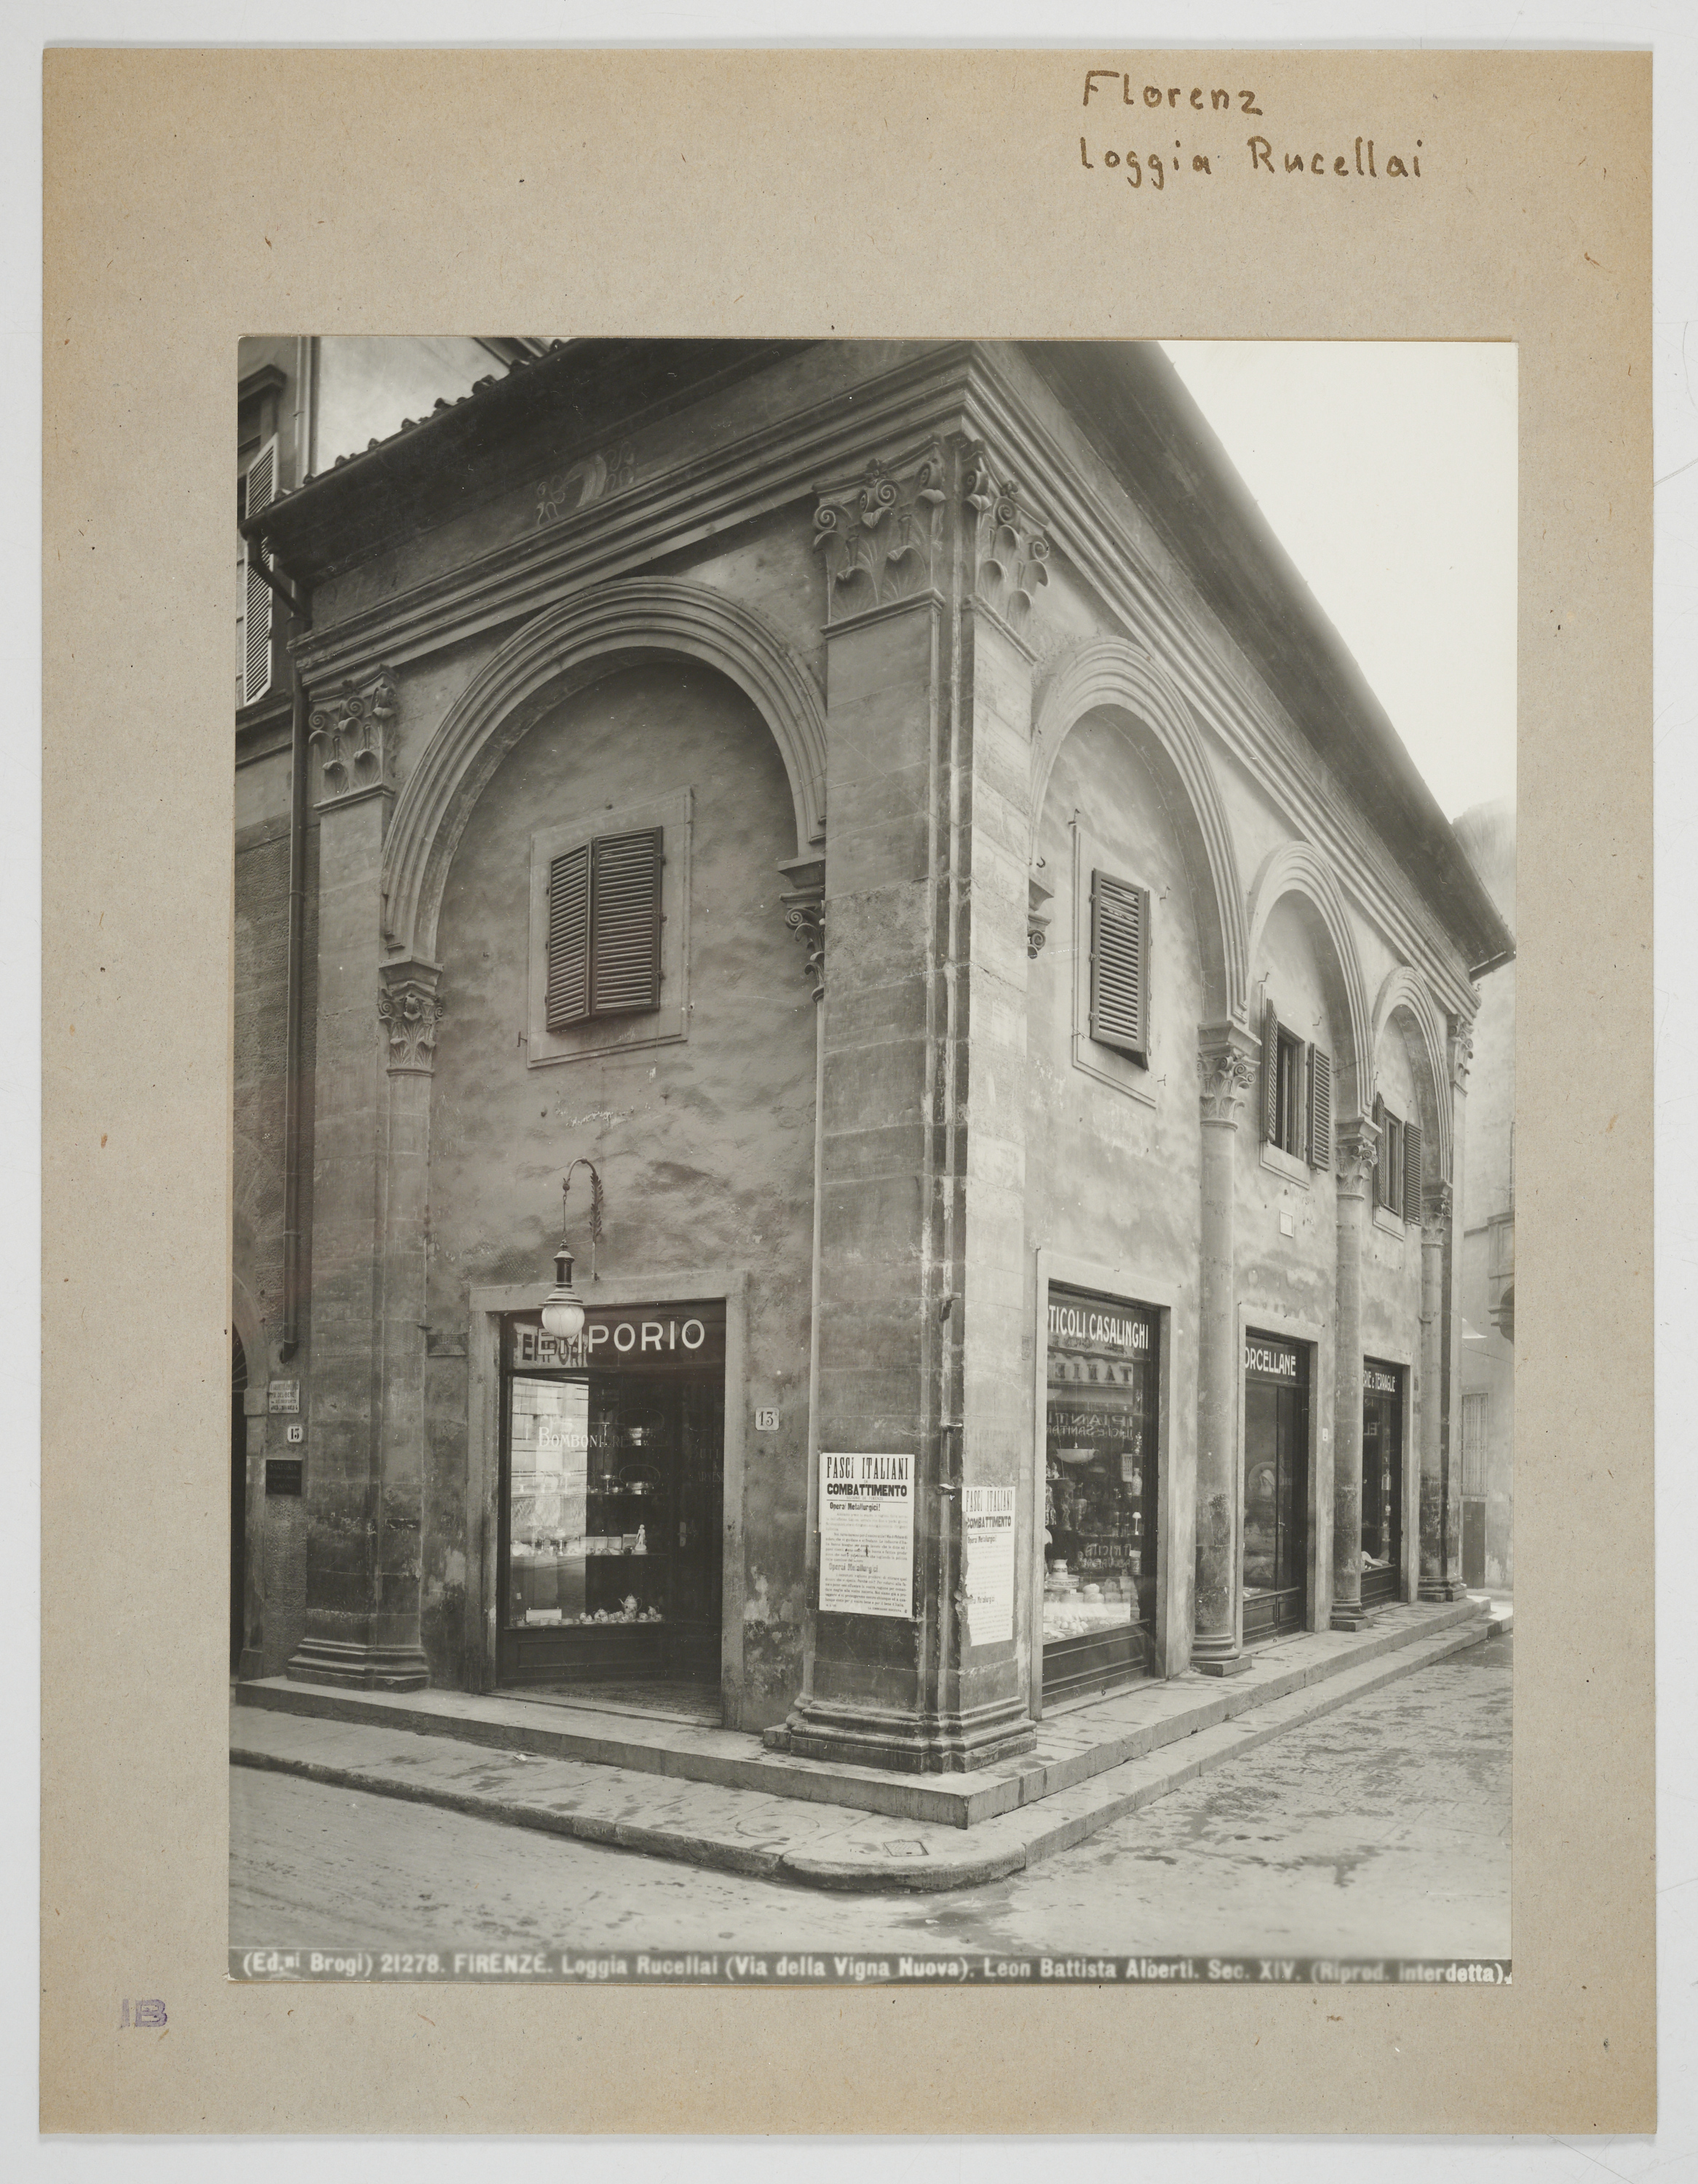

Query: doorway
[1360,1360,1404,1607]
[1242,1329,1309,1643]
[496,1303,726,1717]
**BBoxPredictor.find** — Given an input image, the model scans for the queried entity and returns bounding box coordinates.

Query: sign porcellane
[818,1452,915,1618]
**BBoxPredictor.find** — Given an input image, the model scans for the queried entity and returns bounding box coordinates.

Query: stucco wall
[422,659,817,1714]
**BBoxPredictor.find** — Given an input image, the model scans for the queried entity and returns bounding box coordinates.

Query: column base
[1330,1600,1373,1632]
[285,1636,432,1691]
[1418,1578,1471,1604]
[768,1692,1036,1774]
[1191,1639,1253,1678]
[236,1647,266,1683]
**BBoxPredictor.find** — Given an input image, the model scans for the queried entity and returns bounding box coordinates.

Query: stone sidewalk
[232,1597,1499,1892]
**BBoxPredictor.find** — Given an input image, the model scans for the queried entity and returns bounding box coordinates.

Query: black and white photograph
[228,332,1517,1988]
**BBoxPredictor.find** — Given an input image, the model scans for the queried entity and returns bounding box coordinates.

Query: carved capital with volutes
[309,668,397,807]
[1451,1019,1475,1090]
[378,962,443,1075]
[1422,1180,1455,1239]
[1197,1022,1260,1125]
[964,443,1052,638]
[1334,1117,1381,1195]
[777,855,826,1002]
[812,439,948,624]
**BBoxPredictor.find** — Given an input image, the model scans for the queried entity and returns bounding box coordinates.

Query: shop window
[1087,869,1151,1065]
[527,790,691,1067]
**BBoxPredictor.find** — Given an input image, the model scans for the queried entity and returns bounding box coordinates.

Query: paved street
[231,1634,1509,1966]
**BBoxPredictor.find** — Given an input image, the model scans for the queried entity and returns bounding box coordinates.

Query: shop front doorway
[1360,1361,1404,1607]
[1242,1330,1309,1644]
[498,1304,725,1718]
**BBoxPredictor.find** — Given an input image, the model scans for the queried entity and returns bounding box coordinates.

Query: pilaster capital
[1334,1117,1380,1194]
[1450,1018,1475,1091]
[964,441,1052,641]
[1422,1179,1455,1238]
[308,666,397,808]
[1197,1021,1260,1124]
[812,438,947,625]
[1027,865,1055,960]
[777,854,826,1001]
[378,960,443,1075]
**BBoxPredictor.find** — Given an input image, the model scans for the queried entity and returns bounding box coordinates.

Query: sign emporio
[510,1305,726,1372]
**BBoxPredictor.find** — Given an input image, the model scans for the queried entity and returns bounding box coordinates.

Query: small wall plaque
[268,1380,301,1415]
[755,1408,779,1431]
[265,1458,304,1497]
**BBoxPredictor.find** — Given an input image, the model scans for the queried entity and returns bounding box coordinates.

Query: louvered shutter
[545,843,591,1029]
[242,436,279,706]
[1403,1122,1423,1224]
[1306,1045,1332,1169]
[1088,871,1149,1060]
[589,827,664,1016]
[1261,999,1280,1142]
[1373,1093,1387,1206]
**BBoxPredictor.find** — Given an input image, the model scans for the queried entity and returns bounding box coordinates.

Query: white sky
[1159,341,1518,822]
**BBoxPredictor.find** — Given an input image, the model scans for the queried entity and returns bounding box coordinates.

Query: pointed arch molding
[379,578,829,962]
[1245,842,1376,1125]
[1031,638,1249,1026]
[1371,964,1455,1182]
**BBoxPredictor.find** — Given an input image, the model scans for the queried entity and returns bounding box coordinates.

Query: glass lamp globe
[541,1248,585,1340]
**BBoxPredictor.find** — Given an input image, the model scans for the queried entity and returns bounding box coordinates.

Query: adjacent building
[233,338,1513,1771]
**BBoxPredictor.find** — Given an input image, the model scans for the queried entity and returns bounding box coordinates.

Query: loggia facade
[232,337,1512,1772]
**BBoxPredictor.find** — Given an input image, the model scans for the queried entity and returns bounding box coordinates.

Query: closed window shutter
[242,436,279,707]
[589,826,664,1016]
[1261,999,1280,1142]
[1088,870,1149,1059]
[1373,1093,1387,1206]
[1306,1045,1332,1169]
[546,844,591,1028]
[1403,1122,1423,1223]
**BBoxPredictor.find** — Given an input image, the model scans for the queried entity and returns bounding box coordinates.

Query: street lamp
[542,1158,604,1340]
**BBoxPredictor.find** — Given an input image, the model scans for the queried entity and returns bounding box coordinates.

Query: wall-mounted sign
[510,1303,726,1372]
[963,1484,1017,1647]
[1047,1292,1154,1358]
[1363,1364,1400,1396]
[1243,1334,1301,1382]
[265,1458,304,1497]
[267,1380,300,1415]
[754,1408,779,1432]
[819,1452,914,1619]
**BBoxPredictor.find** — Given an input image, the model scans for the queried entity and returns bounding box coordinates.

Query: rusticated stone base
[767,1692,1036,1775]
[285,1636,432,1691]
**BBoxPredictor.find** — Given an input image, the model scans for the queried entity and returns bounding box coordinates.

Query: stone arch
[1031,638,1249,1026]
[1370,964,1453,1185]
[380,578,829,964]
[1245,842,1375,1125]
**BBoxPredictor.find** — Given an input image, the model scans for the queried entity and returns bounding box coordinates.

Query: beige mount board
[41,47,1651,2134]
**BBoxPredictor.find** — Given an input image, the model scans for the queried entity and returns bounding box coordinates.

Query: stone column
[1417,1180,1454,1600]
[1193,1021,1259,1676]
[1330,1117,1379,1630]
[287,670,435,1690]
[774,436,1043,1771]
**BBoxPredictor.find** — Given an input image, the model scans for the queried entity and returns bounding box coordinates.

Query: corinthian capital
[1197,1021,1259,1124]
[1451,1021,1475,1090]
[378,962,443,1075]
[964,443,1052,638]
[308,667,397,807]
[812,440,947,623]
[1422,1180,1455,1237]
[1335,1117,1380,1193]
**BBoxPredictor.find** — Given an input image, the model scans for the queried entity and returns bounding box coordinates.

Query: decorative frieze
[378,965,444,1075]
[1197,1024,1258,1124]
[536,441,638,526]
[309,669,397,807]
[964,443,1052,638]
[812,440,948,623]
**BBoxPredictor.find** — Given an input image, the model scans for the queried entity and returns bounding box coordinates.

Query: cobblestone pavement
[231,1635,1509,1965]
